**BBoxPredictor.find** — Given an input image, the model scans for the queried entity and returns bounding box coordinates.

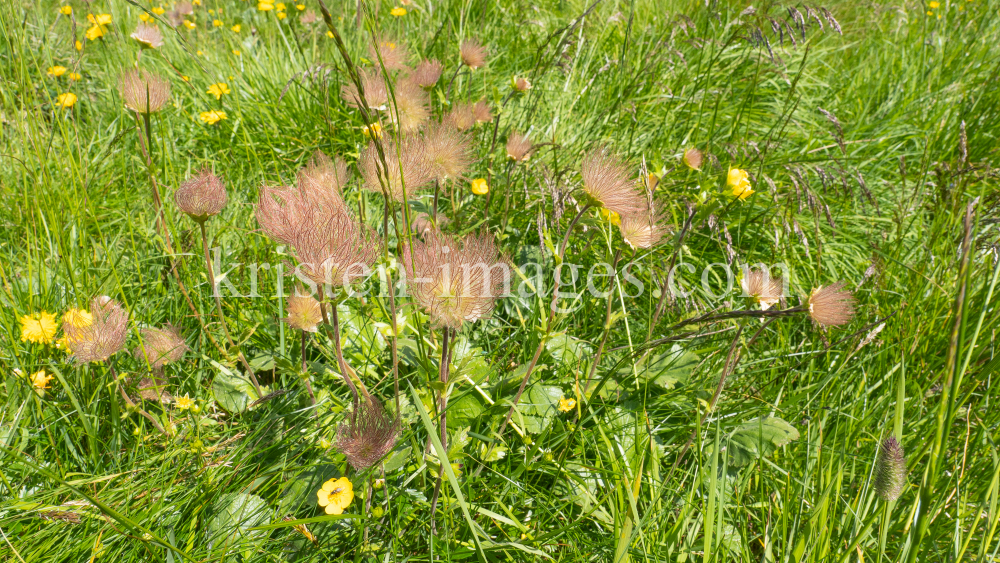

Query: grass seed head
[874,436,906,501]
[175,169,228,222]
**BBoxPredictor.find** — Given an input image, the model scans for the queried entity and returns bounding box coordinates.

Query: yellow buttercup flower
[558,397,576,413]
[232,49,241,56]
[599,207,621,226]
[57,92,78,108]
[362,123,382,139]
[183,20,196,29]
[59,5,72,15]
[152,6,166,15]
[326,30,334,38]
[296,4,305,10]
[85,25,105,40]
[207,83,231,99]
[258,2,274,11]
[139,12,152,22]
[20,312,58,344]
[75,40,83,51]
[277,11,286,19]
[47,66,68,77]
[182,75,190,82]
[88,13,113,25]
[69,72,82,81]
[726,167,754,201]
[929,1,940,7]
[213,19,223,27]
[470,178,489,195]
[276,2,286,9]
[175,394,195,410]
[200,110,227,124]
[196,50,204,56]
[391,6,407,16]
[231,24,241,32]
[317,477,354,515]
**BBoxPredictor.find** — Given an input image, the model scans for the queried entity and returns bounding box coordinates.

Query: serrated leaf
[383,446,412,473]
[448,394,484,428]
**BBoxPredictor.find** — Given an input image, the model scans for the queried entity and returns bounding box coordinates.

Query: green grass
[3,0,1000,561]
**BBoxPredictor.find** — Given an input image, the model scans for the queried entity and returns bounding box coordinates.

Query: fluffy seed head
[874,436,906,502]
[618,210,669,249]
[335,397,401,471]
[389,77,430,133]
[131,22,164,48]
[580,146,645,216]
[358,134,434,202]
[175,169,228,222]
[297,150,349,197]
[134,324,188,368]
[423,122,473,182]
[120,69,171,114]
[368,38,410,72]
[341,68,389,110]
[65,298,129,364]
[410,59,443,88]
[459,38,488,69]
[284,289,323,332]
[137,375,172,403]
[444,103,476,131]
[402,231,509,329]
[807,281,856,327]
[741,269,784,310]
[682,147,703,170]
[472,100,492,123]
[506,131,532,162]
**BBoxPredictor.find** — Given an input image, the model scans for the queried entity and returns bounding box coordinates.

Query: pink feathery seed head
[389,77,430,133]
[618,210,669,250]
[302,150,350,193]
[137,375,172,403]
[411,212,450,237]
[807,281,856,327]
[402,231,510,330]
[341,68,389,110]
[459,38,488,69]
[289,210,382,289]
[410,59,443,88]
[368,37,410,72]
[472,100,493,124]
[175,169,227,222]
[66,298,129,364]
[506,131,533,162]
[119,69,171,114]
[134,324,188,368]
[131,22,164,49]
[335,397,400,471]
[423,121,473,182]
[444,103,476,131]
[741,268,784,309]
[359,134,434,202]
[255,185,301,246]
[256,172,346,247]
[284,287,323,332]
[580,146,645,217]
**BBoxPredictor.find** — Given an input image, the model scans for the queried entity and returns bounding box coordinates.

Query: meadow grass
[2,0,1000,561]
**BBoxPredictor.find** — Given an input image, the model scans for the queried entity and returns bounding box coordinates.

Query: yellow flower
[62,308,94,329]
[317,477,354,515]
[599,207,621,226]
[213,19,223,27]
[85,24,104,40]
[31,370,55,390]
[193,0,201,5]
[75,40,83,51]
[139,12,152,22]
[207,83,231,99]
[57,92,78,108]
[182,75,190,82]
[69,72,82,81]
[47,66,68,77]
[296,4,305,10]
[276,2,286,9]
[277,11,286,19]
[196,50,204,56]
[390,6,407,16]
[231,24,241,32]
[88,13,113,25]
[558,397,576,413]
[199,110,227,124]
[362,123,382,139]
[183,20,196,29]
[726,167,754,200]
[470,178,489,195]
[258,2,274,11]
[20,312,58,344]
[175,394,195,410]
[929,1,940,7]
[326,30,334,38]
[152,6,166,15]
[232,49,241,56]
[59,5,72,15]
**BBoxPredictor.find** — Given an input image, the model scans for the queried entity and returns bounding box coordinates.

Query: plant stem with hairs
[429,327,452,532]
[582,249,621,396]
[301,330,315,404]
[326,292,370,410]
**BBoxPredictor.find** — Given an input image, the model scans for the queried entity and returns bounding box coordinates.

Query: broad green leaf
[622,344,699,388]
[211,365,261,414]
[545,333,592,369]
[724,417,800,467]
[206,493,271,560]
[448,393,484,428]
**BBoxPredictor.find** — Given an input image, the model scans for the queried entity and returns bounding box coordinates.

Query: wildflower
[362,123,382,139]
[618,210,668,249]
[120,69,171,114]
[182,20,196,29]
[174,394,195,410]
[929,1,939,7]
[131,22,165,48]
[359,134,434,202]
[59,5,72,15]
[140,12,153,22]
[232,49,241,56]
[580,146,645,216]
[135,325,188,368]
[47,66,68,77]
[213,18,223,26]
[807,282,856,327]
[56,93,77,109]
[558,397,576,412]
[599,208,620,226]
[175,169,228,222]
[402,231,509,329]
[258,2,274,11]
[317,477,354,515]
[459,38,488,69]
[470,178,488,195]
[181,75,190,82]
[296,4,305,10]
[326,30,334,38]
[874,436,906,502]
[297,150,350,196]
[64,298,129,364]
[31,370,54,390]
[421,122,472,182]
[410,59,443,88]
[368,38,410,72]
[20,312,58,344]
[276,2,286,9]
[444,102,476,131]
[472,100,492,124]
[340,68,388,110]
[506,131,532,162]
[85,25,105,40]
[683,147,702,170]
[88,13,113,25]
[199,110,227,124]
[391,6,407,16]
[741,269,783,310]
[336,397,400,470]
[63,308,94,329]
[277,12,286,19]
[511,76,532,92]
[231,23,241,32]
[206,83,230,99]
[283,290,323,332]
[726,167,754,200]
[153,6,166,15]
[75,40,83,51]
[196,50,204,56]
[387,78,430,132]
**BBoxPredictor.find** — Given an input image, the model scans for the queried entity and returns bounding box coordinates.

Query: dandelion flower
[199,110,227,124]
[358,134,433,202]
[683,147,702,170]
[140,12,153,22]
[64,298,129,364]
[470,178,488,195]
[56,93,77,109]
[47,66,68,77]
[120,69,171,114]
[20,312,58,344]
[558,397,576,412]
[580,146,645,216]
[277,12,286,19]
[874,436,907,502]
[317,477,354,515]
[30,370,55,390]
[390,6,408,16]
[231,23,241,32]
[59,5,72,15]
[135,325,188,368]
[741,269,783,310]
[511,76,532,92]
[409,59,443,89]
[423,122,473,182]
[63,308,94,329]
[506,131,532,162]
[174,394,195,410]
[284,290,323,332]
[276,2,286,9]
[807,282,856,327]
[929,1,940,7]
[131,22,164,48]
[232,49,241,56]
[175,169,228,222]
[459,38,488,69]
[296,4,305,10]
[207,83,230,99]
[727,167,754,200]
[335,397,400,470]
[85,25,105,40]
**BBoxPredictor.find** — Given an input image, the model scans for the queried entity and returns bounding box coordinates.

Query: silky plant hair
[807,281,856,327]
[389,77,431,133]
[358,134,434,202]
[284,289,324,332]
[287,209,382,289]
[472,100,492,124]
[119,69,171,114]
[410,59,443,88]
[298,150,350,196]
[130,22,164,49]
[256,176,345,246]
[340,68,389,110]
[175,169,228,223]
[65,297,129,364]
[444,103,477,131]
[134,324,188,368]
[335,397,400,471]
[402,231,510,329]
[580,146,646,216]
[506,131,533,162]
[741,268,784,310]
[459,38,488,69]
[618,209,669,250]
[368,37,410,72]
[422,122,473,183]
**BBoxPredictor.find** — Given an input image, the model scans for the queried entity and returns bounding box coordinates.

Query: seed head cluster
[742,269,784,310]
[808,281,856,327]
[358,134,434,202]
[120,69,171,114]
[410,59,443,88]
[284,290,324,332]
[335,397,401,471]
[874,436,906,502]
[506,131,533,162]
[423,122,473,182]
[175,169,228,222]
[65,297,129,364]
[341,68,389,110]
[134,324,188,368]
[580,146,646,217]
[459,38,488,69]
